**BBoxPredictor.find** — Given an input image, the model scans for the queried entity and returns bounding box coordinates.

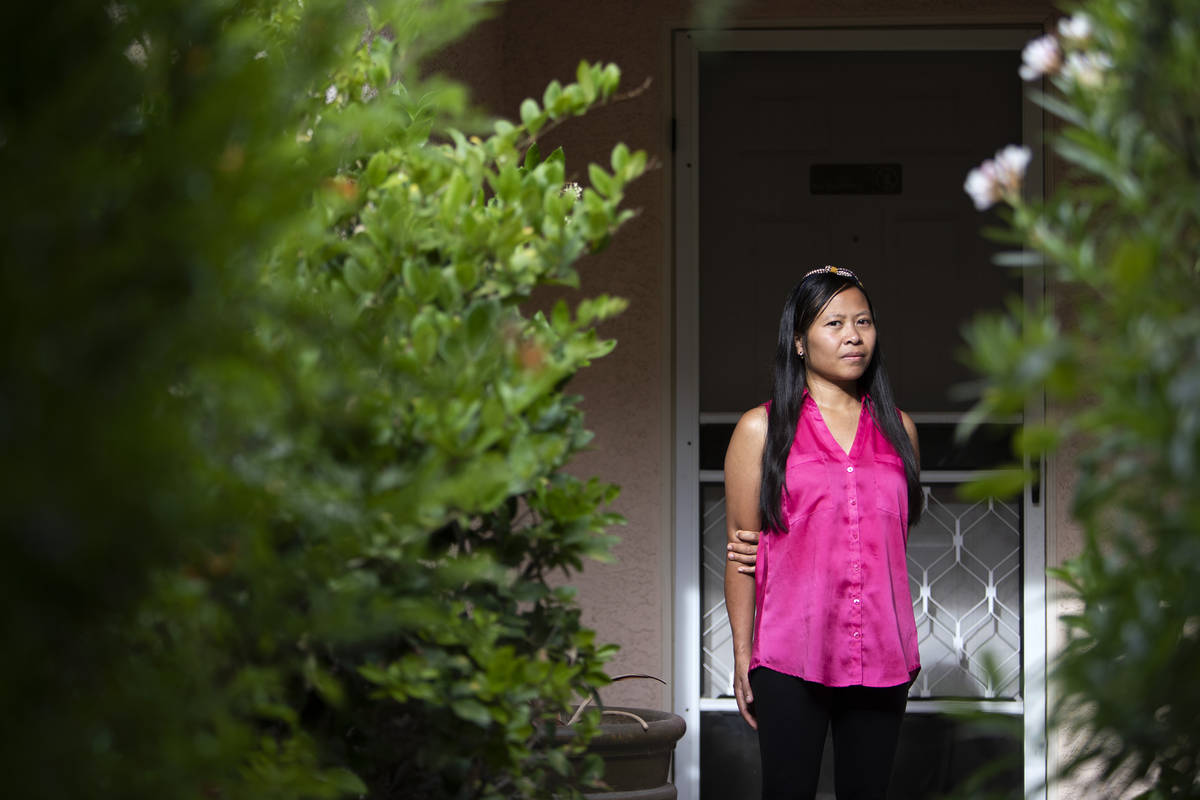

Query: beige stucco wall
[438,3,1099,793]
[434,4,675,710]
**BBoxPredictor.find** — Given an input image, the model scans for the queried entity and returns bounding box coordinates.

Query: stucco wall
[435,1,677,711]
[436,2,1093,791]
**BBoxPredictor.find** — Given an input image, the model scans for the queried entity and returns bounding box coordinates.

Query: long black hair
[758,269,923,531]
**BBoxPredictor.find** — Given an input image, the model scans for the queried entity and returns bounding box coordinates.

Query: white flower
[1057,13,1093,45]
[994,145,1032,189]
[1019,34,1062,81]
[965,161,1003,210]
[254,50,268,61]
[1062,51,1113,89]
[561,181,583,200]
[361,83,378,102]
[964,145,1031,210]
[324,84,338,105]
[125,40,148,68]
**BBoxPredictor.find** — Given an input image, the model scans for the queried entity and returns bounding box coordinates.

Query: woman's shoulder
[873,396,916,434]
[739,404,769,432]
[898,409,920,453]
[725,405,770,467]
[729,405,769,449]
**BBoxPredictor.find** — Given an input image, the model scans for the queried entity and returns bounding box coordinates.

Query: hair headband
[801,265,861,284]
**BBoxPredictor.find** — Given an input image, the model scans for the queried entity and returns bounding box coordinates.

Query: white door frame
[671,26,1048,800]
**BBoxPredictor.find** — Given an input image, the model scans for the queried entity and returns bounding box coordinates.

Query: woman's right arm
[724,406,768,730]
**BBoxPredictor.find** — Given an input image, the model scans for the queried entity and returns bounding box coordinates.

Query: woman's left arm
[724,407,767,729]
[900,410,920,463]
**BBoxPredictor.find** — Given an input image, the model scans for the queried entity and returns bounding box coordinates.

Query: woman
[722,266,922,800]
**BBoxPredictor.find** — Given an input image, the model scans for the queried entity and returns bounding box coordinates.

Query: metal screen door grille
[699,479,1023,701]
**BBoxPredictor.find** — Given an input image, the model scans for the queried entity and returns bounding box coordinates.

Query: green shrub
[963,1,1200,795]
[1,1,645,797]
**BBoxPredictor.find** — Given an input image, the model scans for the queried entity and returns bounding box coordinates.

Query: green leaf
[588,163,615,199]
[322,768,368,794]
[1028,88,1087,127]
[304,657,346,708]
[453,258,480,292]
[576,294,629,326]
[439,172,472,226]
[551,299,571,334]
[561,84,585,114]
[343,258,370,294]
[524,142,542,170]
[576,60,597,103]
[628,149,647,179]
[520,98,539,126]
[493,163,521,203]
[411,313,438,364]
[1015,424,1061,458]
[600,63,621,98]
[368,60,390,90]
[1111,238,1153,291]
[466,303,497,355]
[365,152,390,187]
[959,467,1030,502]
[610,143,629,173]
[1055,131,1141,200]
[542,80,563,114]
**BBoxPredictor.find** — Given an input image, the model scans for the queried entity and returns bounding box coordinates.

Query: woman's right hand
[733,658,757,729]
[726,529,761,575]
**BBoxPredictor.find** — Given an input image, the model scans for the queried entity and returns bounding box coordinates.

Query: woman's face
[797,287,876,387]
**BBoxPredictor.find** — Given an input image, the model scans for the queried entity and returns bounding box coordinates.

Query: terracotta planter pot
[557,707,687,799]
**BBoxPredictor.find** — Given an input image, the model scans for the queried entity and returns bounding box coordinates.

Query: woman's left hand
[726,529,761,575]
[733,656,757,730]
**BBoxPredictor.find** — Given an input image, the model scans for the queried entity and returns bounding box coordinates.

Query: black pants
[750,667,909,800]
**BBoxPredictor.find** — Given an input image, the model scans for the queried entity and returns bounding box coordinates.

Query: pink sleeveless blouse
[748,394,921,687]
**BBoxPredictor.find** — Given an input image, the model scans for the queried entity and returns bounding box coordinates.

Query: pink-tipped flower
[1062,51,1113,89]
[1057,13,1094,45]
[1019,34,1062,81]
[965,161,1002,211]
[993,145,1032,191]
[964,145,1032,211]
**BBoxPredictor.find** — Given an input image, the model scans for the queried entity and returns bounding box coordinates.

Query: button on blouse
[748,394,921,688]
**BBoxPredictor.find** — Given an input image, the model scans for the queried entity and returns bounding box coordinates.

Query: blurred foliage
[0,0,646,797]
[961,0,1200,796]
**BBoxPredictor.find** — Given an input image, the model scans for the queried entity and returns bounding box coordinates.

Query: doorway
[672,28,1046,800]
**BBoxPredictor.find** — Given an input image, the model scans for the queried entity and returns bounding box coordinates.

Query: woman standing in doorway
[722,266,923,800]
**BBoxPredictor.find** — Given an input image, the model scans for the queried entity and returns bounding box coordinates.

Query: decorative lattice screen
[700,482,1022,700]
